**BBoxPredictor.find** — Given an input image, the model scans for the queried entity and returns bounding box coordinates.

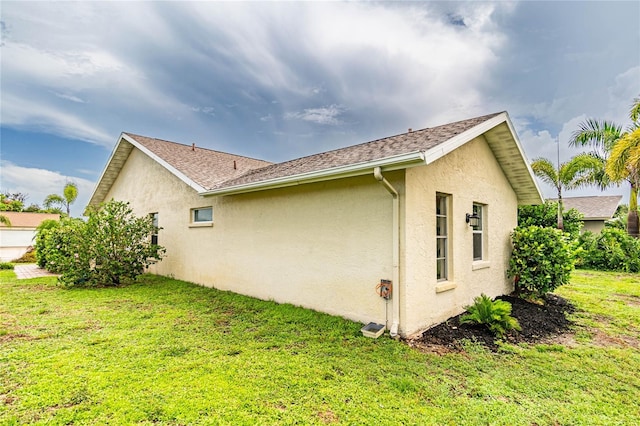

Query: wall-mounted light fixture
[466,213,480,227]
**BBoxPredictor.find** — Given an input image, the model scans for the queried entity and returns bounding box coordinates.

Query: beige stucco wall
[403,135,518,337]
[582,220,605,234]
[104,148,401,326]
[104,136,519,336]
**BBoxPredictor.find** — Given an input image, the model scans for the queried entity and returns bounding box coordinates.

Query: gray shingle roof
[89,111,543,207]
[125,133,273,190]
[221,112,502,188]
[551,196,622,219]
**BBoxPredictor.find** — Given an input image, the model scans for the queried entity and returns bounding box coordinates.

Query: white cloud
[285,105,345,125]
[0,161,95,217]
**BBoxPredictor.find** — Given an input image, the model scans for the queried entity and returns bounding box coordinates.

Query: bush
[34,219,62,269]
[11,247,37,263]
[0,262,14,270]
[460,294,520,337]
[508,226,576,298]
[37,200,165,287]
[577,228,640,272]
[518,201,584,238]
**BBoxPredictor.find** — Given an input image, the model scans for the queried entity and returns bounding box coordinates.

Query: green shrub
[508,226,575,298]
[578,228,640,272]
[0,262,14,270]
[460,294,521,337]
[11,247,37,263]
[37,200,166,287]
[34,219,62,268]
[518,201,584,238]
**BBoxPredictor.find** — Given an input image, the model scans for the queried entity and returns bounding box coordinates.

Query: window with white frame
[472,203,484,261]
[150,212,159,245]
[191,206,213,224]
[436,194,449,281]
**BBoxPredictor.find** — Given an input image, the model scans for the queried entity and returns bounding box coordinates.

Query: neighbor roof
[551,196,622,220]
[0,212,60,228]
[89,111,543,207]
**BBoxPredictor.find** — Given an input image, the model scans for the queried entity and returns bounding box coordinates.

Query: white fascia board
[87,133,130,208]
[501,113,544,202]
[120,134,207,193]
[423,112,510,165]
[200,151,426,197]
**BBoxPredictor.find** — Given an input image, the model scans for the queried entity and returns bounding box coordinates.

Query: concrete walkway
[14,264,59,280]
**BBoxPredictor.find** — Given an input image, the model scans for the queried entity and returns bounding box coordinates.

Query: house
[552,195,623,233]
[88,111,542,337]
[0,212,60,262]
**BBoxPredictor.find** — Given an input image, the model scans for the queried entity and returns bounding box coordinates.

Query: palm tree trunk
[628,184,639,238]
[557,192,564,230]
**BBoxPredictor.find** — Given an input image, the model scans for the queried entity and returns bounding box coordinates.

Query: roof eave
[200,151,427,197]
[87,133,208,210]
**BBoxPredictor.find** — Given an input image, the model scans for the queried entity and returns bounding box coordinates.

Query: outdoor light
[466,213,480,227]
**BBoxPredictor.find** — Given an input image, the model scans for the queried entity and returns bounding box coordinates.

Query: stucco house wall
[92,112,542,337]
[105,148,403,326]
[403,135,517,336]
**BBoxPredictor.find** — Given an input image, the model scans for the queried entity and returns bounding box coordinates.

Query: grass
[1,269,639,425]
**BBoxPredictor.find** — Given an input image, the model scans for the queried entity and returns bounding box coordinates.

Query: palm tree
[44,182,78,216]
[605,128,640,237]
[531,154,602,229]
[570,96,640,236]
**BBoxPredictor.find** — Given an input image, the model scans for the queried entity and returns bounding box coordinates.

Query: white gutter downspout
[373,167,400,338]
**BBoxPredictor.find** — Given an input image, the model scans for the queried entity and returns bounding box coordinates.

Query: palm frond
[606,128,640,183]
[560,153,605,190]
[630,96,640,125]
[569,119,623,156]
[531,157,559,189]
[43,194,65,209]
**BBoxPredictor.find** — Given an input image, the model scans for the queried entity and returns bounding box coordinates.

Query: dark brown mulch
[409,294,575,352]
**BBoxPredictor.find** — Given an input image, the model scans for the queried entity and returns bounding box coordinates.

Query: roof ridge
[219,112,504,182]
[123,132,273,164]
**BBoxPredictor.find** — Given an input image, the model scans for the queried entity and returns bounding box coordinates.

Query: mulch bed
[408,294,575,352]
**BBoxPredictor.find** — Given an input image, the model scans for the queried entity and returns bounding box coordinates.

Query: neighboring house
[551,195,623,233]
[89,111,542,337]
[0,212,60,262]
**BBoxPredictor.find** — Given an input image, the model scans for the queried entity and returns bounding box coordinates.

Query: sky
[1,1,639,217]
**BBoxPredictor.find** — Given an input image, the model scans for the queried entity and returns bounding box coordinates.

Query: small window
[472,203,483,261]
[436,194,449,281]
[191,207,213,223]
[150,212,159,245]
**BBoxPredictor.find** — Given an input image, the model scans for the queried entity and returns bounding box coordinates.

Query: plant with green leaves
[530,154,602,230]
[34,219,62,269]
[570,96,640,237]
[38,200,165,287]
[577,228,640,272]
[0,214,11,226]
[460,294,520,337]
[44,182,78,216]
[508,226,576,298]
[83,200,165,286]
[518,201,584,238]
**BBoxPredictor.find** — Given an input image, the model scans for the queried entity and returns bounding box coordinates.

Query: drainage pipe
[373,167,400,337]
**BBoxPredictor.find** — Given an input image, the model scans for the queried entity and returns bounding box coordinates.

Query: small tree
[34,219,63,269]
[508,226,576,298]
[85,201,164,286]
[37,200,165,287]
[44,182,78,216]
[518,201,584,238]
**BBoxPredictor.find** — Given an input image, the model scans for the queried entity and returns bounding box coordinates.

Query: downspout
[373,167,400,338]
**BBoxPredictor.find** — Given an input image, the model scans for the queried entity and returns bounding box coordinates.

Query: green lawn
[1,269,638,425]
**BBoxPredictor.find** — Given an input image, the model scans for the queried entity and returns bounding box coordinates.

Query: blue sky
[1,1,639,217]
